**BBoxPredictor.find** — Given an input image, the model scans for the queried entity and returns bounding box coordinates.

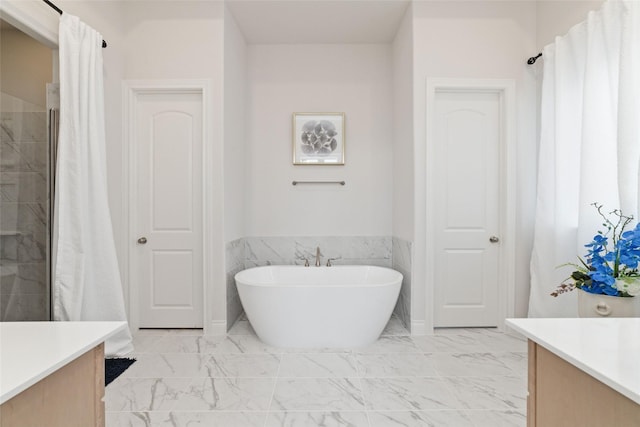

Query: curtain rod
[42,0,107,48]
[527,53,542,65]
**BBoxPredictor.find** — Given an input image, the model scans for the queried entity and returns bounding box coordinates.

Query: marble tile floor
[106,317,528,427]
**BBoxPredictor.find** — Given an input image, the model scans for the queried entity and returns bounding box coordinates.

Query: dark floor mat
[105,357,136,386]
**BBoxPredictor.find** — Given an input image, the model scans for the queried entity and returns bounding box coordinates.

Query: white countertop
[506,318,640,405]
[0,321,127,404]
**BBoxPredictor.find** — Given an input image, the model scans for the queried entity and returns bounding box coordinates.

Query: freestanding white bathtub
[235,265,402,348]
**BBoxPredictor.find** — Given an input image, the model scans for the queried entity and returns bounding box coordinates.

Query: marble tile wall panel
[392,237,412,331]
[245,236,391,268]
[0,202,47,234]
[0,141,48,173]
[0,262,47,295]
[243,236,295,266]
[226,283,243,331]
[225,238,245,272]
[0,142,21,171]
[0,292,47,321]
[0,123,10,143]
[0,232,46,263]
[0,172,47,202]
[0,99,49,321]
[225,238,245,330]
[0,112,47,143]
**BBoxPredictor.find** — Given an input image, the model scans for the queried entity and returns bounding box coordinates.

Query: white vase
[577,289,640,317]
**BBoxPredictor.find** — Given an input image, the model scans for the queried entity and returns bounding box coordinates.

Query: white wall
[5,0,611,333]
[223,6,247,243]
[536,1,605,50]
[245,44,393,237]
[0,26,52,107]
[412,1,538,329]
[123,3,222,79]
[392,6,414,242]
[0,0,58,48]
[122,1,226,330]
[26,0,229,330]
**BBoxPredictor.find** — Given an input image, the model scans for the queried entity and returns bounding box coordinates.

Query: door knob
[489,236,500,243]
[137,237,147,244]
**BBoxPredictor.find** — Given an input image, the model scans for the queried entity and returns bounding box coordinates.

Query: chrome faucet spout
[315,246,321,267]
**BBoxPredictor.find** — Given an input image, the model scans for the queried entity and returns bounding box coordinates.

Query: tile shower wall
[244,236,391,268]
[225,236,412,332]
[225,238,245,330]
[0,92,49,321]
[392,237,412,331]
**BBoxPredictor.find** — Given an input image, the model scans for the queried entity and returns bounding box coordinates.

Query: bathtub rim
[234,265,403,288]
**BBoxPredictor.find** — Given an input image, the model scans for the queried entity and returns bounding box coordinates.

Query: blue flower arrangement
[551,203,640,297]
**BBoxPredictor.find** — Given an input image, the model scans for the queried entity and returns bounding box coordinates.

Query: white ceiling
[226,0,411,44]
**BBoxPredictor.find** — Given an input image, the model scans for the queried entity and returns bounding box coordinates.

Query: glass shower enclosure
[0,19,55,321]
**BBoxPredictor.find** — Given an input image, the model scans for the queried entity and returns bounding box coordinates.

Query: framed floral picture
[292,112,345,165]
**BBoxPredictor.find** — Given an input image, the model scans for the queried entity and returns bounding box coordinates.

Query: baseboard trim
[208,320,227,336]
[411,320,427,335]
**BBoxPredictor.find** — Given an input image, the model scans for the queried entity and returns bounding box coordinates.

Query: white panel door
[433,90,501,327]
[135,92,203,328]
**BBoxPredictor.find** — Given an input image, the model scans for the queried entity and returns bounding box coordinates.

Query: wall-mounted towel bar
[292,181,345,186]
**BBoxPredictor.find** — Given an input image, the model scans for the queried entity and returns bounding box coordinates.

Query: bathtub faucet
[326,257,341,267]
[315,246,322,267]
[297,256,310,267]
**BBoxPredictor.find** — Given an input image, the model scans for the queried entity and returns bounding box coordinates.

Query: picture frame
[292,112,345,165]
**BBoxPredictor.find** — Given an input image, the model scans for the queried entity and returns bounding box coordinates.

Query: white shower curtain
[54,13,133,356]
[529,0,640,317]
